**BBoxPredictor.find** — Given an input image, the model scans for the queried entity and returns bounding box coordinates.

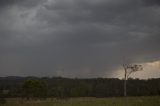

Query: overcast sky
[0,0,160,78]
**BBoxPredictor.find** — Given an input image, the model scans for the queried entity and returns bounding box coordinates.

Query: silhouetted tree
[123,63,143,96]
[22,79,48,99]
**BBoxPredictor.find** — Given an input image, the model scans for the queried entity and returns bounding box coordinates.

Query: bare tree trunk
[124,78,127,96]
[124,68,127,97]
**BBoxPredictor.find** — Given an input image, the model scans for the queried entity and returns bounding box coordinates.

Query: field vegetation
[1,96,160,106]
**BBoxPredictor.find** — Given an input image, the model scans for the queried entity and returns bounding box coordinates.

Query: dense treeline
[0,76,160,98]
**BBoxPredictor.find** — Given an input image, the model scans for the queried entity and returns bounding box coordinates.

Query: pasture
[1,96,160,106]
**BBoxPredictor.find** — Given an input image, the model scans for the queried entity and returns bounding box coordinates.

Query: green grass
[1,96,160,106]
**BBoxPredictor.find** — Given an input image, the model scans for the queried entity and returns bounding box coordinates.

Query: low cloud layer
[0,0,160,78]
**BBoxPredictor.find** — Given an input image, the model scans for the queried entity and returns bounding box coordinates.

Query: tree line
[0,76,160,99]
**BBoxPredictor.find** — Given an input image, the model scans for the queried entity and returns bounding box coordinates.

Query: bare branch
[126,64,143,78]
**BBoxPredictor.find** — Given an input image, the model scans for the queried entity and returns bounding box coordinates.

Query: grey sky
[0,0,160,78]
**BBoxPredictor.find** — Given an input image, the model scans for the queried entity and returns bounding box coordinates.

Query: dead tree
[123,64,143,96]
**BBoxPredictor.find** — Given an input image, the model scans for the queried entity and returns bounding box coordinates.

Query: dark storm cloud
[0,0,160,78]
[144,0,160,6]
[0,0,45,8]
[43,0,139,24]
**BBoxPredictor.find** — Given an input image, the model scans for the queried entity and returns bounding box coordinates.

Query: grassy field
[1,96,160,106]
